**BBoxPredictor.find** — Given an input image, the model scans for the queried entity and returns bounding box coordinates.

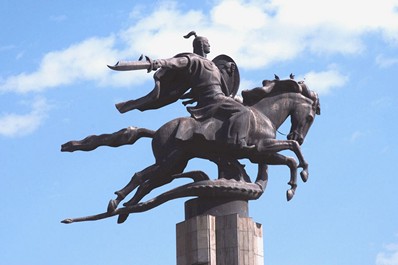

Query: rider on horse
[117,31,255,150]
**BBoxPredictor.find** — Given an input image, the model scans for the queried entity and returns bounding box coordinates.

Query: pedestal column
[176,198,264,265]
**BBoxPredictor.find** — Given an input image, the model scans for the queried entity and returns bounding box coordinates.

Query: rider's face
[202,39,210,54]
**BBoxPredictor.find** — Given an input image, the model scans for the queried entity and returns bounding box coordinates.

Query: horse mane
[242,79,320,115]
[241,88,281,106]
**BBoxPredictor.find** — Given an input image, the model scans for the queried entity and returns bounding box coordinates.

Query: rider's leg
[221,99,253,149]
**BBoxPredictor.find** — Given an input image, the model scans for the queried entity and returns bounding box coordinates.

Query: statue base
[176,198,264,265]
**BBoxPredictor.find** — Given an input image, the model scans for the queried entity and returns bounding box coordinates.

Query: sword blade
[107,60,151,71]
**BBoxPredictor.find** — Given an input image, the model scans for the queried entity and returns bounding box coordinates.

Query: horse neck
[251,93,302,129]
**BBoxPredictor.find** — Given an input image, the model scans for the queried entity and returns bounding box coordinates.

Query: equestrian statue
[61,31,320,224]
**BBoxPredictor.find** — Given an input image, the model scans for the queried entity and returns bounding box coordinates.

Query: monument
[61,31,320,265]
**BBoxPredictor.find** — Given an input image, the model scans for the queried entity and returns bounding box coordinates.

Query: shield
[212,54,240,97]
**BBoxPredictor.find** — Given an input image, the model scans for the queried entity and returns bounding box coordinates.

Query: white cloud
[0,0,397,94]
[301,68,348,95]
[376,54,398,68]
[0,98,50,137]
[119,2,207,57]
[211,1,269,31]
[376,244,398,265]
[239,78,258,92]
[0,0,396,138]
[0,36,150,94]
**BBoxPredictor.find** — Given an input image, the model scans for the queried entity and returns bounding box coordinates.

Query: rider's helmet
[184,31,210,57]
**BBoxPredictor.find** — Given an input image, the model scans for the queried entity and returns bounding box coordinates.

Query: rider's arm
[152,57,189,70]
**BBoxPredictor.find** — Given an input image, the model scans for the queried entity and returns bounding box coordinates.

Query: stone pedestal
[176,198,264,265]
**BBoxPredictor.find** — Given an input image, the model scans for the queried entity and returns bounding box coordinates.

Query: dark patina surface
[61,31,320,224]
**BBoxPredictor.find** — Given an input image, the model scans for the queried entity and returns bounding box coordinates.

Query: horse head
[244,79,320,145]
[287,92,320,145]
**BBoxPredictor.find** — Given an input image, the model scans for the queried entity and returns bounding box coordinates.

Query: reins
[277,129,287,136]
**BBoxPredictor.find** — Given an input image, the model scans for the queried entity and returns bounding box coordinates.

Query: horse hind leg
[123,159,192,207]
[109,149,189,212]
[127,170,210,207]
[107,163,159,213]
[115,151,190,224]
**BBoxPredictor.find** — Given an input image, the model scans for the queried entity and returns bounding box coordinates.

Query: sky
[1,0,398,264]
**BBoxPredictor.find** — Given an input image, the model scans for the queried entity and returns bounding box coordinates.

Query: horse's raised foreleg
[265,153,298,201]
[61,127,155,152]
[257,139,309,183]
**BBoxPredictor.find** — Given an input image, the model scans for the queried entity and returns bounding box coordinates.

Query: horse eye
[307,115,314,122]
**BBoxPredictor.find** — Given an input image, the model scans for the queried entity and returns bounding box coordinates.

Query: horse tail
[61,126,156,152]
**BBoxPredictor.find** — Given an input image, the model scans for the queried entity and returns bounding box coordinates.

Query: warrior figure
[115,31,254,150]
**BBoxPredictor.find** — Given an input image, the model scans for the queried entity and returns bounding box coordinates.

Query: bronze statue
[61,32,320,224]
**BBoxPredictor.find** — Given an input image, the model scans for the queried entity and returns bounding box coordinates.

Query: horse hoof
[300,171,308,182]
[107,199,119,213]
[286,189,295,201]
[117,214,129,224]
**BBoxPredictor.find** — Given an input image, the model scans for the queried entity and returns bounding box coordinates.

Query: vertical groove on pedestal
[177,215,217,265]
[176,214,264,265]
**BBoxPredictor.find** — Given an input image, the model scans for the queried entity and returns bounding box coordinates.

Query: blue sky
[1,0,398,264]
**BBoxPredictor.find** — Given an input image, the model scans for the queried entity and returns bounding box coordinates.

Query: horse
[61,81,320,223]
